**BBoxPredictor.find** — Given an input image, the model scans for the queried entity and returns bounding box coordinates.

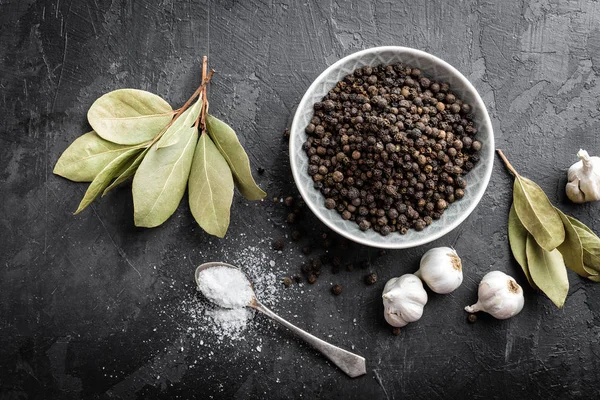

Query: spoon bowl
[194,262,367,378]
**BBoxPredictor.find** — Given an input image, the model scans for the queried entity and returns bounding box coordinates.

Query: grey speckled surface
[2,0,600,399]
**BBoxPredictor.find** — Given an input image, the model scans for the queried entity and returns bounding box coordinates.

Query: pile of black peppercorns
[302,62,481,236]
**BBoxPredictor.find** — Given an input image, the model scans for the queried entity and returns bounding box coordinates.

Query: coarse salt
[196,265,254,309]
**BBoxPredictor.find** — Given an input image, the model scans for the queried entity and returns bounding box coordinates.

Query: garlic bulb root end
[464,303,481,313]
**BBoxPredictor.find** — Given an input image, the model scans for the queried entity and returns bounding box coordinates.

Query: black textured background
[2,1,600,399]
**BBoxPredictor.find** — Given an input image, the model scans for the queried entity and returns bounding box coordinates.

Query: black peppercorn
[272,239,284,250]
[282,277,292,287]
[291,230,302,241]
[365,273,378,285]
[325,198,336,209]
[332,284,343,295]
[437,199,448,210]
[359,220,371,231]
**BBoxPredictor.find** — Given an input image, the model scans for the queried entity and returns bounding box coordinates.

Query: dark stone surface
[2,0,600,399]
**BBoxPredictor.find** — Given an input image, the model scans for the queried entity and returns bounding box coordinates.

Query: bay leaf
[526,234,569,308]
[206,114,266,200]
[157,96,203,149]
[567,215,598,236]
[188,133,234,238]
[555,208,592,277]
[566,216,600,272]
[102,147,150,196]
[53,131,139,182]
[74,148,141,214]
[132,126,198,228]
[508,204,536,288]
[513,175,564,251]
[88,89,174,145]
[571,224,600,271]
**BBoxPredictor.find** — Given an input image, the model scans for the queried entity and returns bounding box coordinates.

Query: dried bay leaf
[188,133,234,238]
[53,131,141,182]
[102,147,150,196]
[157,96,203,149]
[74,148,142,214]
[513,175,564,251]
[526,234,569,308]
[508,204,536,288]
[555,209,596,277]
[132,125,198,228]
[88,89,173,145]
[568,218,600,272]
[206,114,266,200]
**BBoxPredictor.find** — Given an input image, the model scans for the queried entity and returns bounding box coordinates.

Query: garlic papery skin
[414,247,463,294]
[566,149,600,203]
[382,274,427,327]
[465,271,524,320]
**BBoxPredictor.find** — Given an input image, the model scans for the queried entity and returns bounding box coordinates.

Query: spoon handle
[251,300,367,378]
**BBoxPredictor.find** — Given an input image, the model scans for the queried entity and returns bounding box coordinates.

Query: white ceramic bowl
[289,46,494,249]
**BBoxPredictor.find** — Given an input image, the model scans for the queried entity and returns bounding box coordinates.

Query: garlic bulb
[566,149,600,203]
[465,271,524,319]
[414,247,463,294]
[382,274,427,327]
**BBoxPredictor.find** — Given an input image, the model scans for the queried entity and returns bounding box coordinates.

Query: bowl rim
[289,46,495,249]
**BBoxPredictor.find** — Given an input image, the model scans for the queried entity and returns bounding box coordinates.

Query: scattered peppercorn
[302,62,481,236]
[392,327,401,336]
[284,196,294,207]
[257,167,265,175]
[272,239,285,251]
[286,213,296,224]
[307,274,317,284]
[468,313,477,323]
[291,230,302,241]
[332,284,343,295]
[282,277,292,287]
[283,128,290,139]
[302,246,311,255]
[365,273,378,285]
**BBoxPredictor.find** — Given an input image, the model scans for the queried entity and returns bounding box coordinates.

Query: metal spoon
[195,262,367,378]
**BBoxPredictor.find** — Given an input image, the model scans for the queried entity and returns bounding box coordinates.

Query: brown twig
[496,149,520,177]
[199,56,211,133]
[148,64,214,147]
